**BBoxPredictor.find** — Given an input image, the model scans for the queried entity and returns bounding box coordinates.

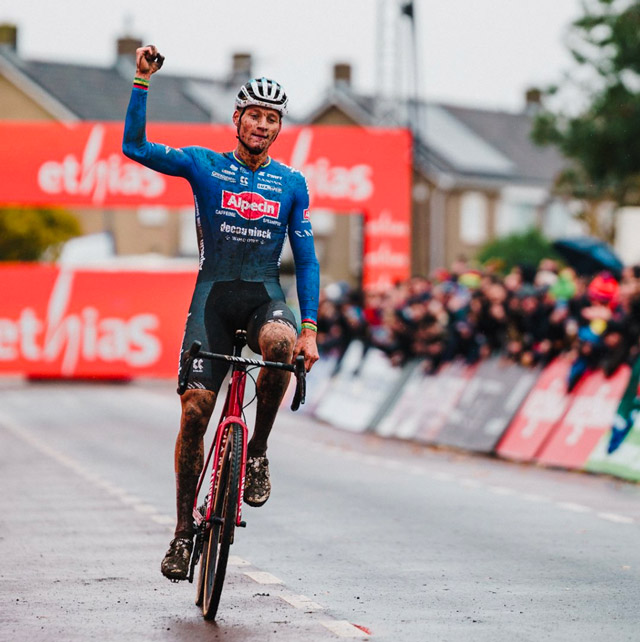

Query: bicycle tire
[194,529,208,607]
[202,422,243,620]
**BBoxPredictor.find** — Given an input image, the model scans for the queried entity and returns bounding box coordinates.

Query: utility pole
[375,0,422,135]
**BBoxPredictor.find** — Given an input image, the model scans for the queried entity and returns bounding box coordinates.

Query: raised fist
[135,45,165,78]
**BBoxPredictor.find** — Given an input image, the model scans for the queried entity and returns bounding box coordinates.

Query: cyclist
[123,45,319,581]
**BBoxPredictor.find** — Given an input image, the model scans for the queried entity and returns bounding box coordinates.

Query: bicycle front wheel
[202,422,244,620]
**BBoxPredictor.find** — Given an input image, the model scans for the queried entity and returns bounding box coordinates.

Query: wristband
[301,320,317,332]
[133,77,150,90]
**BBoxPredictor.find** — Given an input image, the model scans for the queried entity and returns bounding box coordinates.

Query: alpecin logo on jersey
[222,190,280,221]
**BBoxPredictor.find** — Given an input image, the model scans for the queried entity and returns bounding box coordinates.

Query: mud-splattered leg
[173,389,216,537]
[249,322,296,457]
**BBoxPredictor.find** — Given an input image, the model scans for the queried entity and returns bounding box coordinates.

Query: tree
[476,228,557,274]
[531,0,640,241]
[0,207,81,261]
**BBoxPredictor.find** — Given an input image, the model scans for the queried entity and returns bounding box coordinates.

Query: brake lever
[177,340,202,395]
[290,355,306,412]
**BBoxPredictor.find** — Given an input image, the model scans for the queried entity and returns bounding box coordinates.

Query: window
[460,191,488,245]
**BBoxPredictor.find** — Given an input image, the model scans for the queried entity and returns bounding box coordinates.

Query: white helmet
[235,77,288,116]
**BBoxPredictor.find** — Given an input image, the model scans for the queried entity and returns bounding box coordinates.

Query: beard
[237,134,267,155]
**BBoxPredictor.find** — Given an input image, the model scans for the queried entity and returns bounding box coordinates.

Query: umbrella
[552,237,623,280]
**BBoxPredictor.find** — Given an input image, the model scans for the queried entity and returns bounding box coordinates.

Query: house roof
[442,103,567,184]
[308,86,567,189]
[0,46,237,123]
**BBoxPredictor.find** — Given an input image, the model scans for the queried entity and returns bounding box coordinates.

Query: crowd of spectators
[316,258,640,391]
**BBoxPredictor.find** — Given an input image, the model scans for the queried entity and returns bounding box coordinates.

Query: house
[305,66,580,278]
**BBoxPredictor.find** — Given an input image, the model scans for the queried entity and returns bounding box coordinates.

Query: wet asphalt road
[2,379,640,642]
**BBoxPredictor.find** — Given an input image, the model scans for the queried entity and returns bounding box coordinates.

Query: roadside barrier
[535,366,629,470]
[313,341,407,433]
[301,346,640,484]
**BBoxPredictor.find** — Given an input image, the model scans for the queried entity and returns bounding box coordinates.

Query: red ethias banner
[0,123,412,288]
[536,366,630,469]
[0,264,194,378]
[495,357,573,462]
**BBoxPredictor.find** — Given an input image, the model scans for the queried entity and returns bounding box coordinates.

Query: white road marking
[150,514,175,526]
[431,471,454,482]
[488,485,517,496]
[521,493,551,503]
[459,478,483,488]
[227,556,251,566]
[120,494,144,505]
[244,571,283,584]
[133,503,159,514]
[279,593,324,611]
[597,512,635,524]
[556,502,592,513]
[320,620,370,638]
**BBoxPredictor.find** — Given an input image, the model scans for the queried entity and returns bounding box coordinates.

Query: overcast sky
[1,0,583,117]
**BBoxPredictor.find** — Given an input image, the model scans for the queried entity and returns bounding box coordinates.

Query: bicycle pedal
[238,521,246,528]
[211,516,224,525]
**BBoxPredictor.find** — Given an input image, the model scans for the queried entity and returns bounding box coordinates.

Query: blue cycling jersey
[122,87,319,323]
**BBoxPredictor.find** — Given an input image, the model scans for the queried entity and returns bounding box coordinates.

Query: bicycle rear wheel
[202,422,244,620]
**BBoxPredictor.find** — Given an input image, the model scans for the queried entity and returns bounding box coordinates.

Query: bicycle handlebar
[177,341,307,411]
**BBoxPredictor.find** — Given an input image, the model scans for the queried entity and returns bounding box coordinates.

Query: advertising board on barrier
[536,366,630,469]
[0,123,411,288]
[281,354,337,416]
[495,356,574,462]
[376,361,472,443]
[436,358,539,453]
[586,417,640,481]
[0,264,193,378]
[313,342,403,433]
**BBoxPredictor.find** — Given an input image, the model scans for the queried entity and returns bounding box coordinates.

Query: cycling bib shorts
[178,280,297,392]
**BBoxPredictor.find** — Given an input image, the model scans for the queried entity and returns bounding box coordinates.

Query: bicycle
[176,330,306,620]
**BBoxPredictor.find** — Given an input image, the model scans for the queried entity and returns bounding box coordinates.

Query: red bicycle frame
[192,366,249,529]
[180,333,305,532]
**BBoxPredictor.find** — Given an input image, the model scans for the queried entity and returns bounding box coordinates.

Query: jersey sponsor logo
[211,170,236,183]
[221,191,281,221]
[257,182,282,193]
[220,221,272,240]
[303,208,310,220]
[294,229,314,238]
[240,175,249,186]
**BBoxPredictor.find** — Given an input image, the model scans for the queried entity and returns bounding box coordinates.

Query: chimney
[333,62,351,88]
[0,23,18,51]
[117,35,142,58]
[524,87,542,115]
[230,53,252,84]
